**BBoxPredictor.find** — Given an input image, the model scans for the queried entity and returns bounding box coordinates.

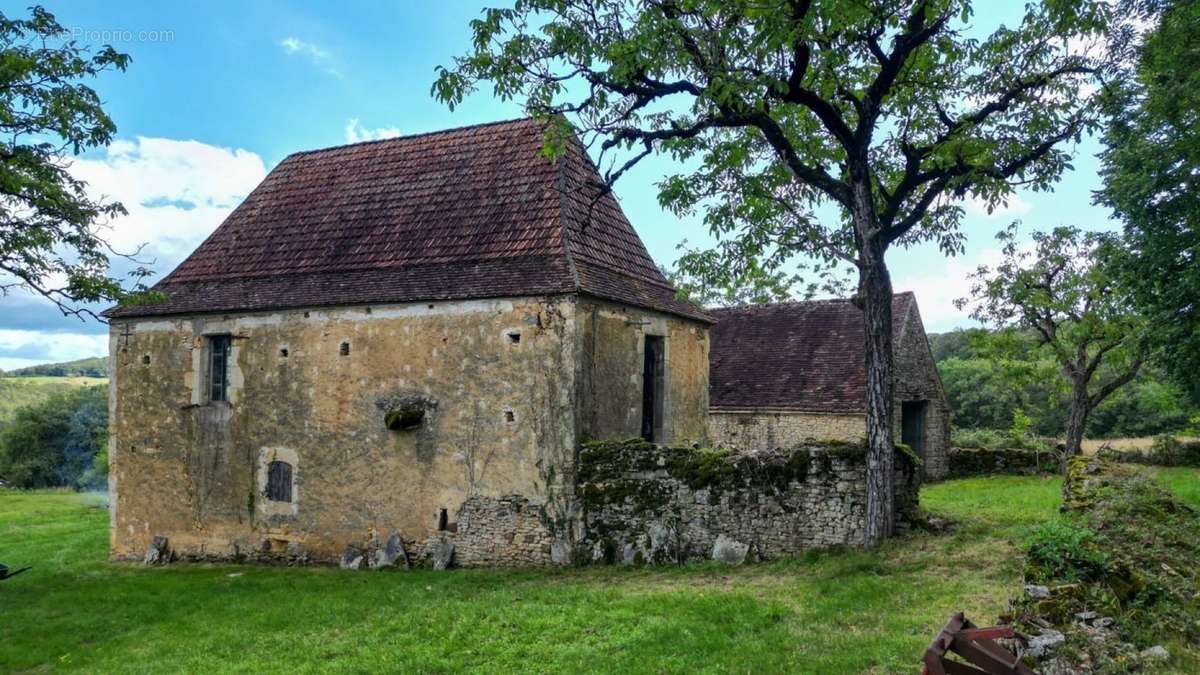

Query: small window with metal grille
[266,461,293,502]
[208,335,232,402]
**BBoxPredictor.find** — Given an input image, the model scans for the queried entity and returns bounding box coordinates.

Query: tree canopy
[958,224,1147,455]
[0,6,155,320]
[1098,0,1200,394]
[436,0,1116,544]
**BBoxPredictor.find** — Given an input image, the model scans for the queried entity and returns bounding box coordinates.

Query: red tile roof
[708,293,916,413]
[107,118,708,322]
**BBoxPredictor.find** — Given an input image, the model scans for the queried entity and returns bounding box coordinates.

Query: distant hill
[0,376,107,426]
[2,356,108,378]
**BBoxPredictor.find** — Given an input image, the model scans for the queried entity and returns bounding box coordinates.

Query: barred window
[266,461,293,502]
[208,335,232,402]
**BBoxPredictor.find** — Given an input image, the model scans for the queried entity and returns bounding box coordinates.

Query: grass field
[0,476,1075,673]
[1080,436,1199,454]
[0,376,108,425]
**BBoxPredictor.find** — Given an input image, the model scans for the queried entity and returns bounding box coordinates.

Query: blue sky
[0,1,1118,370]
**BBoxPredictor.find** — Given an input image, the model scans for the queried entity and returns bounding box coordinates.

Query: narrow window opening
[266,461,293,502]
[279,348,289,358]
[507,331,521,345]
[641,335,665,442]
[437,508,448,531]
[339,341,350,356]
[141,354,151,365]
[208,335,232,402]
[504,410,515,423]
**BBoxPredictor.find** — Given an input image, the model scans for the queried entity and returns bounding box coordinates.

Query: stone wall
[108,292,713,568]
[946,447,1059,478]
[893,301,951,480]
[707,412,866,452]
[575,439,920,563]
[575,298,710,445]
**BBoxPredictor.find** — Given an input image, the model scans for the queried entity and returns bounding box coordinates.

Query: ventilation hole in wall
[279,348,289,358]
[339,342,350,356]
[303,311,310,318]
[507,331,521,345]
[437,508,448,532]
[504,410,515,423]
[141,354,151,365]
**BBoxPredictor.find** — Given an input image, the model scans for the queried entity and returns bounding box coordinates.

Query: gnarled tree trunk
[857,217,896,548]
[1064,378,1091,461]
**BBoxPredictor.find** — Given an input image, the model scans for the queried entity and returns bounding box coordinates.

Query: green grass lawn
[1152,466,1200,509]
[1,477,1064,673]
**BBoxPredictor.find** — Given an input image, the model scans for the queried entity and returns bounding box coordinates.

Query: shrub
[951,426,1053,452]
[1024,520,1109,583]
[0,385,108,489]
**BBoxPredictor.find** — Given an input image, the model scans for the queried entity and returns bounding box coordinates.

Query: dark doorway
[641,335,665,442]
[901,400,928,458]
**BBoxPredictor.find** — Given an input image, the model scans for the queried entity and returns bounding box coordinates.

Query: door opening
[641,335,665,442]
[901,400,928,459]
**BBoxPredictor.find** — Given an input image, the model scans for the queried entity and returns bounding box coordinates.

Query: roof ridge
[284,116,539,159]
[555,139,583,293]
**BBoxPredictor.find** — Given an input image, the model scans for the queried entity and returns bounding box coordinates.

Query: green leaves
[0,6,154,320]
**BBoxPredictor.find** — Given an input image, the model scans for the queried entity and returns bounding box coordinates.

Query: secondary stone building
[707,294,950,479]
[105,118,712,567]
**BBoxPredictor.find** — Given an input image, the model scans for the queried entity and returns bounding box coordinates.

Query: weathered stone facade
[108,295,708,566]
[707,298,950,480]
[576,439,920,563]
[707,412,866,453]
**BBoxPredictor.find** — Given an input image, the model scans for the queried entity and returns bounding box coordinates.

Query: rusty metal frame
[922,613,1034,675]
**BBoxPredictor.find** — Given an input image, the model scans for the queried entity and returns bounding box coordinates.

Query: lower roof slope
[107,118,708,323]
[708,293,917,414]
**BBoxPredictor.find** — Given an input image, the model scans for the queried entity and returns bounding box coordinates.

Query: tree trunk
[858,231,895,548]
[1063,378,1091,463]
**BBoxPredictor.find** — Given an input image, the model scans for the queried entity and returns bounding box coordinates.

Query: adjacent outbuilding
[707,293,950,479]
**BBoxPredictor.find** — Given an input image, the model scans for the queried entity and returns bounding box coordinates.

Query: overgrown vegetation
[0,385,107,489]
[1096,435,1200,467]
[0,375,106,426]
[1009,457,1200,671]
[931,328,1198,442]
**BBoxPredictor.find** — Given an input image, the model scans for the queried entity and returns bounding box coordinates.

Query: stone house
[706,294,950,479]
[105,118,712,567]
[106,117,943,568]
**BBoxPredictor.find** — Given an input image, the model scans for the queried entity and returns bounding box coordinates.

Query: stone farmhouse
[707,296,950,479]
[106,118,943,568]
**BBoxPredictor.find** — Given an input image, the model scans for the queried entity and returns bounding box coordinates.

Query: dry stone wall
[575,439,920,564]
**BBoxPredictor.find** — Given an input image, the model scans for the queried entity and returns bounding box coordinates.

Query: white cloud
[279,37,340,77]
[0,329,108,371]
[0,137,268,370]
[67,137,268,261]
[892,248,1008,333]
[963,194,1033,219]
[344,119,402,143]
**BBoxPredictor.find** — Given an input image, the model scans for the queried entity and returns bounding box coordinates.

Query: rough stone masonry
[573,438,921,564]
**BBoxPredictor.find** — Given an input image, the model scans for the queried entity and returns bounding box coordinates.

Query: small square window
[339,341,351,356]
[507,331,521,345]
